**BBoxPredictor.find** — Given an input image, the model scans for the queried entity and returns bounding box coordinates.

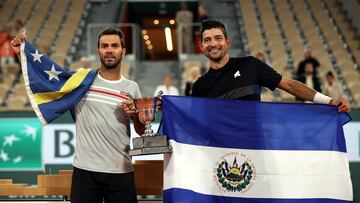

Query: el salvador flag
[20,41,97,125]
[159,96,353,203]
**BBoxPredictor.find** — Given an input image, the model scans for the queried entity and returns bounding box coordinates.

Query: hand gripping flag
[20,41,97,125]
[160,96,353,203]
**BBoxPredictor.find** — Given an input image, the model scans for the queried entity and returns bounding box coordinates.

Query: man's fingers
[121,100,138,115]
[338,106,346,112]
[330,98,350,113]
[338,103,350,113]
[341,106,350,113]
[123,107,136,114]
[11,32,27,47]
[338,108,350,113]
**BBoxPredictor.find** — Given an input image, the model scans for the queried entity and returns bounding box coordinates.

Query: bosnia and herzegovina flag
[159,96,353,203]
[20,41,97,125]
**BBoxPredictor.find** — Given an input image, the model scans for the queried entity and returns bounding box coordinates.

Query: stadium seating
[237,0,360,106]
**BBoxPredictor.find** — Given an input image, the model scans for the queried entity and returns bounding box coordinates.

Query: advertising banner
[0,119,358,170]
[344,122,360,162]
[0,119,42,171]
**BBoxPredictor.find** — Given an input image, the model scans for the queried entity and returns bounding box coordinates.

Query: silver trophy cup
[128,92,172,156]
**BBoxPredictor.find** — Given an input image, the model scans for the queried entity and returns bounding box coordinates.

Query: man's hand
[330,98,351,113]
[120,100,146,135]
[121,97,162,114]
[120,100,137,115]
[10,31,26,56]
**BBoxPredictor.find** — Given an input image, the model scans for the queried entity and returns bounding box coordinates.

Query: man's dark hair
[304,61,314,67]
[97,27,125,48]
[326,71,334,78]
[200,20,228,41]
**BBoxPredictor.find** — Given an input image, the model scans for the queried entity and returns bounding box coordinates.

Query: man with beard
[11,27,144,203]
[192,20,350,113]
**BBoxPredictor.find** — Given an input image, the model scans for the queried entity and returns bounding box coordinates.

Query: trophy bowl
[134,97,156,136]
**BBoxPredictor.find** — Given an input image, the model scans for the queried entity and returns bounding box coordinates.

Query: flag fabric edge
[20,41,47,125]
[164,188,353,203]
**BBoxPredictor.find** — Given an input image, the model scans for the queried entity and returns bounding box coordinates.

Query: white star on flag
[30,49,44,63]
[45,64,62,81]
[22,125,37,141]
[0,150,9,162]
[13,156,23,164]
[3,134,20,147]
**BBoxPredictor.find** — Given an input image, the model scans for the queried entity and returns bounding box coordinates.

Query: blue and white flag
[160,96,353,203]
[20,41,97,125]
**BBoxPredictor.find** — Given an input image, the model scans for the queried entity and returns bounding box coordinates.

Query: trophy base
[130,135,172,156]
[133,135,169,148]
[129,146,173,156]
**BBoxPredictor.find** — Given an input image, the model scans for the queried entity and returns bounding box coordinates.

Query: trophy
[128,91,172,156]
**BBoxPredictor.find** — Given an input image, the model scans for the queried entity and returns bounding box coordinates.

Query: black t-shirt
[192,56,282,101]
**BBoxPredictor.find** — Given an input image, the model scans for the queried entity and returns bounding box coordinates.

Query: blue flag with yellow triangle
[20,41,97,125]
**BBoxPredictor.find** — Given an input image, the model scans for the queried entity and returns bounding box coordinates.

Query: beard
[205,51,224,62]
[100,55,122,69]
[207,54,223,62]
[203,46,226,61]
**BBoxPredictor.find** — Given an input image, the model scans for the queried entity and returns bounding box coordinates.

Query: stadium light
[164,27,173,51]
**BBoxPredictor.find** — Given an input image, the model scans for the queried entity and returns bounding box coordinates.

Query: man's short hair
[326,71,334,78]
[97,27,125,48]
[200,20,228,41]
[305,61,314,67]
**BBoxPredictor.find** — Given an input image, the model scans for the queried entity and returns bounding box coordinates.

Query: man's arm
[130,113,146,135]
[278,77,350,112]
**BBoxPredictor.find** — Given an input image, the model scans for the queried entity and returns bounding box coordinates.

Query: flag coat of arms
[159,96,353,203]
[20,41,97,125]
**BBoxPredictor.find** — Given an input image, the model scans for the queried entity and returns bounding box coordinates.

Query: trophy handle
[156,90,163,97]
[154,90,163,115]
